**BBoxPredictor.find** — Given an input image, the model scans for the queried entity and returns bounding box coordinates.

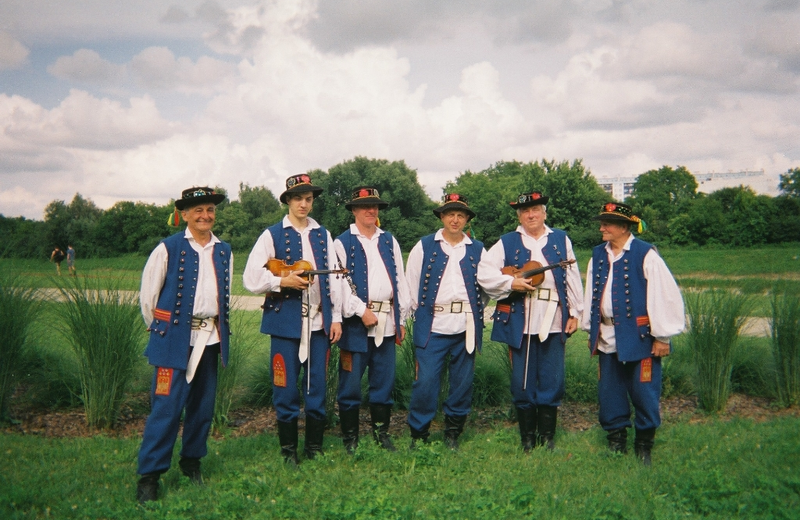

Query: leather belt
[433,301,469,314]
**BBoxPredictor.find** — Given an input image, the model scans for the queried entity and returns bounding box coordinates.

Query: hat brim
[345,198,389,210]
[592,213,636,223]
[433,203,476,220]
[509,196,549,209]
[280,185,324,204]
[175,193,226,210]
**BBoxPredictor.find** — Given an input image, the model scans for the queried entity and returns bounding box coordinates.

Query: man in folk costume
[333,186,411,453]
[477,191,583,451]
[137,187,232,503]
[243,174,343,465]
[580,202,684,465]
[405,194,488,450]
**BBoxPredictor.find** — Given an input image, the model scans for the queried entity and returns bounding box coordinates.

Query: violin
[501,259,576,287]
[264,258,349,281]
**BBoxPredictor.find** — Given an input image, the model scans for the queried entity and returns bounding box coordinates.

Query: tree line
[1,158,798,259]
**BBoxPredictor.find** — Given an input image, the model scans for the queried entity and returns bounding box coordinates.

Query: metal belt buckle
[433,305,444,312]
[537,288,551,301]
[450,301,463,313]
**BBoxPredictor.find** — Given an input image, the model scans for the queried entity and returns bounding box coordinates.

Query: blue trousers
[270,331,330,423]
[337,336,396,411]
[509,333,565,409]
[598,352,662,431]
[407,332,474,431]
[138,344,219,476]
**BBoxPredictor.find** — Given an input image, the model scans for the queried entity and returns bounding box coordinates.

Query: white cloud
[48,49,126,85]
[0,32,30,70]
[130,47,238,93]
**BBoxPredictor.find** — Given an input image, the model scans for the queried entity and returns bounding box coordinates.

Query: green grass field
[2,245,800,518]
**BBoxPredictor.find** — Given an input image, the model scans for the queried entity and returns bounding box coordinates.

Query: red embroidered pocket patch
[154,308,171,322]
[155,368,173,396]
[640,357,652,383]
[273,354,287,388]
[340,350,353,372]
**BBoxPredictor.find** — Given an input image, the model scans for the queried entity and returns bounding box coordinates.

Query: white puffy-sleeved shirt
[478,225,584,335]
[580,234,685,354]
[243,215,343,330]
[333,224,411,337]
[140,228,231,347]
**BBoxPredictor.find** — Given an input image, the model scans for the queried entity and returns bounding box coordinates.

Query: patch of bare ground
[3,393,798,439]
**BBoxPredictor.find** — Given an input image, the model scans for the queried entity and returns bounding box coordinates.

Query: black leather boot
[370,404,397,452]
[444,415,467,451]
[516,406,537,452]
[136,473,160,504]
[537,406,558,451]
[634,428,656,466]
[409,422,431,450]
[178,456,203,485]
[277,418,299,466]
[340,407,360,455]
[606,428,628,454]
[304,415,326,460]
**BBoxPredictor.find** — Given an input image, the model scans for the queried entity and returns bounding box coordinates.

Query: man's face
[181,203,216,234]
[599,220,630,242]
[440,209,469,235]
[517,204,546,236]
[352,204,379,228]
[287,192,315,220]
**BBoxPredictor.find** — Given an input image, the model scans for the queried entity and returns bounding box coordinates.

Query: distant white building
[596,169,780,201]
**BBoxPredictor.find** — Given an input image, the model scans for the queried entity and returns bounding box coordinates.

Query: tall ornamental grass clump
[213,308,260,429]
[770,286,800,406]
[686,289,754,412]
[55,276,145,429]
[0,275,42,422]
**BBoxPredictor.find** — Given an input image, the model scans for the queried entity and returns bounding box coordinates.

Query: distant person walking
[66,245,76,276]
[50,247,65,276]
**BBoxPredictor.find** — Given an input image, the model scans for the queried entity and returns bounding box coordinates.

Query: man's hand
[279,270,310,290]
[330,322,342,343]
[511,277,537,293]
[652,339,670,357]
[397,325,406,344]
[361,308,379,328]
[565,317,578,334]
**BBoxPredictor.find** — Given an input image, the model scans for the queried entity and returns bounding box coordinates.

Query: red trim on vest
[497,304,511,314]
[636,316,650,327]
[153,308,171,322]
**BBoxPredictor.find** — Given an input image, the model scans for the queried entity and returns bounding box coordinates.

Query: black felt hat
[509,191,549,209]
[279,174,324,204]
[174,186,226,210]
[345,186,389,210]
[432,193,476,220]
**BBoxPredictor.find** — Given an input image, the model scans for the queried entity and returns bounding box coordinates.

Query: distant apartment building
[597,169,777,201]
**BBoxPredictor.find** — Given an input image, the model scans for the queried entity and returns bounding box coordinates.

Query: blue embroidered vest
[337,228,401,353]
[588,238,654,362]
[490,229,570,348]
[259,222,334,338]
[144,232,232,369]
[412,234,484,351]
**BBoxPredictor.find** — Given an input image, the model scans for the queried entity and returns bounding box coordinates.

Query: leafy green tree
[446,159,609,248]
[0,215,48,258]
[214,183,284,252]
[779,167,800,198]
[43,194,103,257]
[706,186,776,246]
[628,165,698,243]
[93,201,172,256]
[313,157,438,249]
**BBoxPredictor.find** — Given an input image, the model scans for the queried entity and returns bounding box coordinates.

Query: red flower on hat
[606,203,617,212]
[448,194,459,201]
[532,193,541,199]
[359,189,370,198]
[300,175,310,183]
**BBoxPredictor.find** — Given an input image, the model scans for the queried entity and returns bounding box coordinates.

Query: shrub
[771,287,800,406]
[686,289,754,412]
[54,276,146,429]
[0,275,42,421]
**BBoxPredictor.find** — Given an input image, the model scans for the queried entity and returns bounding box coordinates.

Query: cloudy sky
[1,0,798,219]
